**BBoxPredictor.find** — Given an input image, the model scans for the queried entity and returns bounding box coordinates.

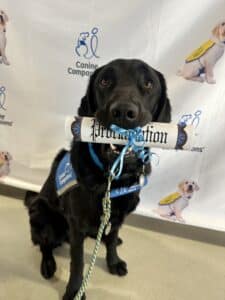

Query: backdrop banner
[1,0,225,231]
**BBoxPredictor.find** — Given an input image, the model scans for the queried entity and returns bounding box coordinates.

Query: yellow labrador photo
[177,21,225,84]
[155,180,200,223]
[0,9,10,66]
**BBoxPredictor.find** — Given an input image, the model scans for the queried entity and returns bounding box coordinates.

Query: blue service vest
[55,152,148,197]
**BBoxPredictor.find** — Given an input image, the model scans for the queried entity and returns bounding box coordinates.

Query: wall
[1,0,225,231]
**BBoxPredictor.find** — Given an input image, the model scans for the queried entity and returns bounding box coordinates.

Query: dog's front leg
[105,228,128,276]
[63,221,86,300]
[205,61,216,84]
[174,208,185,223]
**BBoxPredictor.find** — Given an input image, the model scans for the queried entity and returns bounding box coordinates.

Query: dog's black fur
[25,59,171,300]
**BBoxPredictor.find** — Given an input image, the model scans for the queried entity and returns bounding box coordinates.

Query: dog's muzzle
[110,102,139,124]
[188,185,193,192]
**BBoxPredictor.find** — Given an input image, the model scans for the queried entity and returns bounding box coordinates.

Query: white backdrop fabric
[1,0,225,231]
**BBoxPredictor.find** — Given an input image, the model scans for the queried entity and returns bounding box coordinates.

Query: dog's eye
[99,79,112,88]
[222,22,225,26]
[143,81,153,90]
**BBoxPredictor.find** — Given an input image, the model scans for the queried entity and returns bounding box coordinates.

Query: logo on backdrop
[178,109,204,152]
[75,27,100,59]
[0,86,6,110]
[0,85,13,126]
[178,110,202,128]
[67,27,100,78]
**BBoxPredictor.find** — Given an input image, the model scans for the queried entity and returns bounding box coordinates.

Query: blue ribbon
[110,125,150,179]
[88,143,104,170]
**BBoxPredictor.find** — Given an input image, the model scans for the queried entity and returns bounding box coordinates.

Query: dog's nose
[110,102,139,125]
[188,185,193,191]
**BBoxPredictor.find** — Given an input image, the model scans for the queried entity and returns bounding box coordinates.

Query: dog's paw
[108,260,128,276]
[2,58,10,66]
[41,256,56,279]
[198,77,205,83]
[177,217,186,223]
[63,291,86,300]
[206,77,216,84]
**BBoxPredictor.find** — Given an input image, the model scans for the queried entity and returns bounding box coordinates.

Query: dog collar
[55,152,148,197]
[110,175,148,198]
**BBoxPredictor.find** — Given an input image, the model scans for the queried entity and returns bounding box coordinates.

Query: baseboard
[1,183,225,247]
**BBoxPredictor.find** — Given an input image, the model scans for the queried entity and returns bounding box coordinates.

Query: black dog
[25,59,171,300]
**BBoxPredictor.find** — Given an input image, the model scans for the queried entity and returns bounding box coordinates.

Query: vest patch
[55,152,148,197]
[55,152,78,196]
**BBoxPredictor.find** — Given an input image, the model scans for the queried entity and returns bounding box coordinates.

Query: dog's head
[78,59,171,163]
[0,10,9,26]
[79,59,171,128]
[0,151,12,166]
[212,21,225,42]
[178,180,199,196]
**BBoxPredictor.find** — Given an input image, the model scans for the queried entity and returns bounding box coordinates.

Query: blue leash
[74,124,151,299]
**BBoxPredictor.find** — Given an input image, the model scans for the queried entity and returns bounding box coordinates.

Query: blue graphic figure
[191,110,202,128]
[75,27,100,59]
[85,27,100,59]
[0,86,6,110]
[179,110,202,128]
[75,31,90,58]
[178,113,192,126]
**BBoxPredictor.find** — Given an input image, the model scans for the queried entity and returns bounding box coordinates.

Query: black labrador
[25,59,171,300]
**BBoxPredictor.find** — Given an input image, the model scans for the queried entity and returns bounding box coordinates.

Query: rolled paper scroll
[65,116,198,151]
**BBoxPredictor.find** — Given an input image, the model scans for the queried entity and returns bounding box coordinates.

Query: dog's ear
[6,152,12,161]
[212,24,220,39]
[178,180,185,192]
[152,70,171,123]
[194,182,200,191]
[2,11,9,22]
[78,66,104,117]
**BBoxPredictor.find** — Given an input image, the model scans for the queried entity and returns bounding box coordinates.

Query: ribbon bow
[110,124,151,179]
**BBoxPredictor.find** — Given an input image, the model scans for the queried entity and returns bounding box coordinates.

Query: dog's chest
[0,25,6,33]
[85,192,139,231]
[200,44,224,64]
[173,195,190,210]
